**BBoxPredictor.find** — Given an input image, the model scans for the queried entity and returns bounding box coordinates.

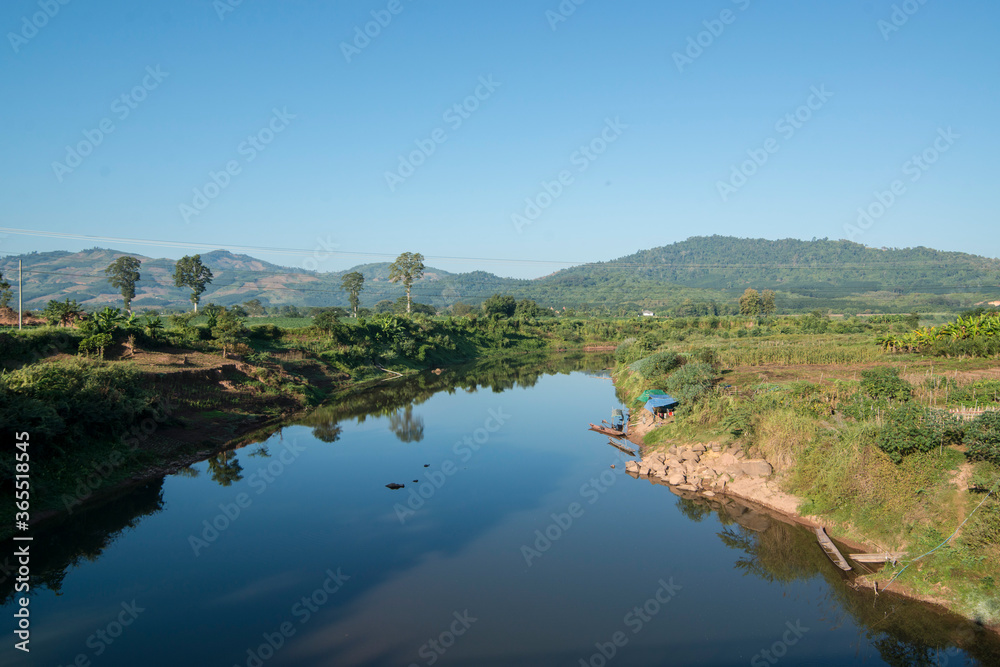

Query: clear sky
[1,0,997,278]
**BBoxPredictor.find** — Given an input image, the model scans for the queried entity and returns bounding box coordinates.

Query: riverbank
[614,359,1000,633]
[1,321,614,537]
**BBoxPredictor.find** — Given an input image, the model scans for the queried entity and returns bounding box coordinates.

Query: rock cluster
[624,443,772,493]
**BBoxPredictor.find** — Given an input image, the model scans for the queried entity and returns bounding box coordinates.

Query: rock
[638,465,651,476]
[724,464,744,478]
[703,491,716,497]
[650,452,666,464]
[734,451,746,460]
[424,464,430,467]
[665,457,682,468]
[668,472,685,486]
[680,449,700,462]
[385,483,405,490]
[740,460,773,477]
[692,444,706,453]
[719,453,737,467]
[625,461,640,474]
[650,464,667,477]
[710,443,723,453]
[677,484,697,492]
[715,476,728,490]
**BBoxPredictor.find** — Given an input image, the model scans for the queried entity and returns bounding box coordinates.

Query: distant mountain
[3,237,998,314]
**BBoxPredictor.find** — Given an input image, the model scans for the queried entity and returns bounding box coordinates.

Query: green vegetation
[105,255,141,314]
[8,237,1000,315]
[173,254,214,311]
[879,312,1000,357]
[615,323,1000,625]
[388,251,424,314]
[340,271,365,317]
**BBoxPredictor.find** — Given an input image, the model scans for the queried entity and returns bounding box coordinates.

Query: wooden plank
[815,527,852,571]
[848,552,906,564]
[607,439,636,456]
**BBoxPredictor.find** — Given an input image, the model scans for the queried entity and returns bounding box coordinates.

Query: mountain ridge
[2,237,997,314]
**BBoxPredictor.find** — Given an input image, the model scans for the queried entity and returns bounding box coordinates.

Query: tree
[760,289,776,317]
[0,270,11,309]
[451,301,473,316]
[105,256,141,314]
[42,298,84,327]
[739,288,761,317]
[388,252,424,315]
[243,299,266,317]
[482,294,517,317]
[340,271,365,317]
[173,255,213,312]
[91,306,125,334]
[144,314,164,341]
[211,307,248,359]
[313,310,343,337]
[515,299,543,319]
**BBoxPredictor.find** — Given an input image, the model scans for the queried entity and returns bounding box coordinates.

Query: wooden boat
[588,423,625,437]
[815,527,852,571]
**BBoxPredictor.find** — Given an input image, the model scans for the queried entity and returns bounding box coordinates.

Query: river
[5,354,999,666]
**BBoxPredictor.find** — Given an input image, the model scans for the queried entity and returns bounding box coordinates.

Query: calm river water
[5,354,999,666]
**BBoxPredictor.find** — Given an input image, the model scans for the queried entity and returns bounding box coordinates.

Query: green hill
[3,237,998,315]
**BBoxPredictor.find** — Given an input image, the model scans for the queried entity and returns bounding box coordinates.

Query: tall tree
[173,254,214,312]
[388,252,424,315]
[760,289,776,317]
[0,270,11,309]
[739,288,761,317]
[105,256,142,314]
[340,271,365,317]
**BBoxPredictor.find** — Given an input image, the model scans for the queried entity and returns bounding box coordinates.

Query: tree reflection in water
[0,481,165,606]
[672,491,1000,666]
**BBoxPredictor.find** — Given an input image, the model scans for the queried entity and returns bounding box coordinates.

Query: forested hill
[4,237,1000,314]
[567,236,1000,298]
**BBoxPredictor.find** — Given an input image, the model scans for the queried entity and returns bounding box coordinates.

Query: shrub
[662,362,716,415]
[630,351,684,379]
[875,402,957,462]
[860,366,912,402]
[964,411,1000,466]
[78,333,114,359]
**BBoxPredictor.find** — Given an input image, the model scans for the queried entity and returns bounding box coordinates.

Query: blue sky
[1,0,997,278]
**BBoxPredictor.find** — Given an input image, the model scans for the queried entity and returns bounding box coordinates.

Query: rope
[882,473,1000,592]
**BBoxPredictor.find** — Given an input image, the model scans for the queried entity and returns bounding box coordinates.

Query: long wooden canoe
[588,423,625,438]
[815,527,852,571]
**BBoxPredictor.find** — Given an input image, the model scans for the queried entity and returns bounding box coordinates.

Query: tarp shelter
[637,389,668,403]
[644,395,679,415]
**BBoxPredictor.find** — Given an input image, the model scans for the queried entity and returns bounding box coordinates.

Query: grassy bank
[612,331,1000,627]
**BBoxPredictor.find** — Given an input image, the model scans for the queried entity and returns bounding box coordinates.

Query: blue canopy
[644,395,679,412]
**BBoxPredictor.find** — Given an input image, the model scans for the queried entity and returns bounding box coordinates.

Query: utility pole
[18,259,22,330]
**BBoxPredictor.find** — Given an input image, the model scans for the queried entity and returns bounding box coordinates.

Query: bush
[875,402,957,462]
[662,362,716,415]
[965,411,1000,466]
[0,358,157,464]
[248,324,284,341]
[630,351,684,379]
[860,366,912,402]
[78,333,113,359]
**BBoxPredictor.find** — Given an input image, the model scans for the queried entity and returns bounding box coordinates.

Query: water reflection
[207,450,244,486]
[668,489,1000,666]
[299,352,613,446]
[0,481,164,606]
[388,404,424,443]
